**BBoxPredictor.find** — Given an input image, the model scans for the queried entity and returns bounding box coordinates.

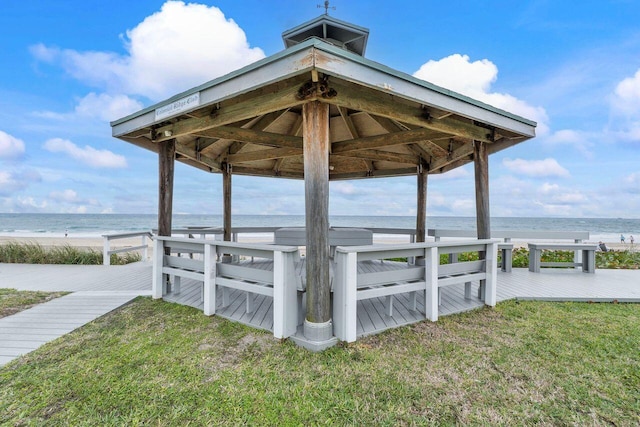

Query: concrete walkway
[0,262,152,367]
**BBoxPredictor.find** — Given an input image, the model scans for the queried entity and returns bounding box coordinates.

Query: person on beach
[631,235,635,245]
[620,234,625,243]
[598,241,608,252]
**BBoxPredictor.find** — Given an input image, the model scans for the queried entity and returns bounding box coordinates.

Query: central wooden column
[158,139,176,237]
[302,101,332,341]
[473,141,491,239]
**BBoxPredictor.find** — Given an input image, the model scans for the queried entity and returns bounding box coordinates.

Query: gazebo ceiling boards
[112,41,536,181]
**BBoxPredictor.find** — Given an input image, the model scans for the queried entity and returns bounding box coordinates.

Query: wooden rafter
[324,79,494,143]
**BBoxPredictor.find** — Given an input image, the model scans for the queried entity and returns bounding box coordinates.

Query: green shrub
[0,242,141,265]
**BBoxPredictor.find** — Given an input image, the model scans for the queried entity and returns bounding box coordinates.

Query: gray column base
[288,320,338,352]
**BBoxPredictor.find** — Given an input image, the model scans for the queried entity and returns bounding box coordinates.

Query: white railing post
[424,246,439,321]
[152,238,164,299]
[272,250,298,339]
[484,241,498,306]
[142,234,149,261]
[103,237,110,266]
[333,250,358,342]
[203,243,217,316]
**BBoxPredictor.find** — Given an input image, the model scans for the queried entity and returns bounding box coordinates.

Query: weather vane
[318,1,336,15]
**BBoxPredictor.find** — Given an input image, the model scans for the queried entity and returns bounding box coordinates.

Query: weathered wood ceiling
[118,72,531,180]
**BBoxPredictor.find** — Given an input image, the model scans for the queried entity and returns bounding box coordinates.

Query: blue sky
[1,0,640,218]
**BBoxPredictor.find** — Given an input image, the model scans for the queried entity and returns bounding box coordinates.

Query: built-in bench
[333,240,499,342]
[528,243,597,273]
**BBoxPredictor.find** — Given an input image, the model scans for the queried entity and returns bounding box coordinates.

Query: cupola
[282,12,369,56]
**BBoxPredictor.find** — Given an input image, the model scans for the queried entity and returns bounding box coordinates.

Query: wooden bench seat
[528,243,597,273]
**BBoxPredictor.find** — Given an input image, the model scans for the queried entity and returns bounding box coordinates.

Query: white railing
[152,236,301,339]
[102,231,153,265]
[428,229,589,243]
[332,240,498,343]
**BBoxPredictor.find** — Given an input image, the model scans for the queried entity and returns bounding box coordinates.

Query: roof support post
[302,101,333,344]
[158,138,175,238]
[416,163,428,244]
[415,163,428,266]
[473,140,491,239]
[474,140,491,301]
[223,163,232,242]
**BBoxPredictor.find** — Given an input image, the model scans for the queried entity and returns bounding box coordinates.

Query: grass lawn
[0,289,69,319]
[1,298,638,425]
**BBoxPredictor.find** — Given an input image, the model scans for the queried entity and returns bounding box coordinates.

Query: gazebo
[111,14,536,349]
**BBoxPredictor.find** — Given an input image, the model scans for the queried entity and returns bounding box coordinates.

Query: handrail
[102,231,153,265]
[152,236,300,339]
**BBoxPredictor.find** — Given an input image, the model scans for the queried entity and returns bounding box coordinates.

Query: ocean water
[1,213,638,243]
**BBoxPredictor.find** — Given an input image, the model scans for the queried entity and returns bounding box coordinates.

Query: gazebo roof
[111,30,536,180]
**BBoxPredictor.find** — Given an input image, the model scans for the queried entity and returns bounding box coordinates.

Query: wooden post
[416,164,427,242]
[158,139,175,237]
[223,163,232,242]
[473,140,490,239]
[474,140,490,299]
[303,101,332,341]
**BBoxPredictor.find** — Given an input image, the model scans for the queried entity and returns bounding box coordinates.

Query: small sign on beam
[155,92,201,121]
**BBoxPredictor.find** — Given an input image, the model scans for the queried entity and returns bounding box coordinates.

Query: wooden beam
[324,79,493,143]
[158,139,175,237]
[329,167,417,180]
[303,101,331,328]
[232,165,303,179]
[193,125,303,149]
[430,140,474,171]
[155,84,306,142]
[338,106,359,138]
[175,142,222,171]
[331,150,418,165]
[227,147,302,163]
[474,141,491,239]
[332,127,448,154]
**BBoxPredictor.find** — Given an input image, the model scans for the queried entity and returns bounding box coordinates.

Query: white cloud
[612,68,640,116]
[413,54,549,136]
[33,92,143,123]
[609,68,640,144]
[544,129,594,157]
[74,93,143,122]
[31,1,265,101]
[50,189,101,207]
[43,138,127,168]
[0,131,26,159]
[540,182,560,194]
[0,170,42,196]
[502,158,570,178]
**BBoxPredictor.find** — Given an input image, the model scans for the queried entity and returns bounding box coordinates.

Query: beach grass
[0,298,638,425]
[0,289,69,319]
[0,242,141,265]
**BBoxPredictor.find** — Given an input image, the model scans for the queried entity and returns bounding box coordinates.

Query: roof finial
[318,0,336,15]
